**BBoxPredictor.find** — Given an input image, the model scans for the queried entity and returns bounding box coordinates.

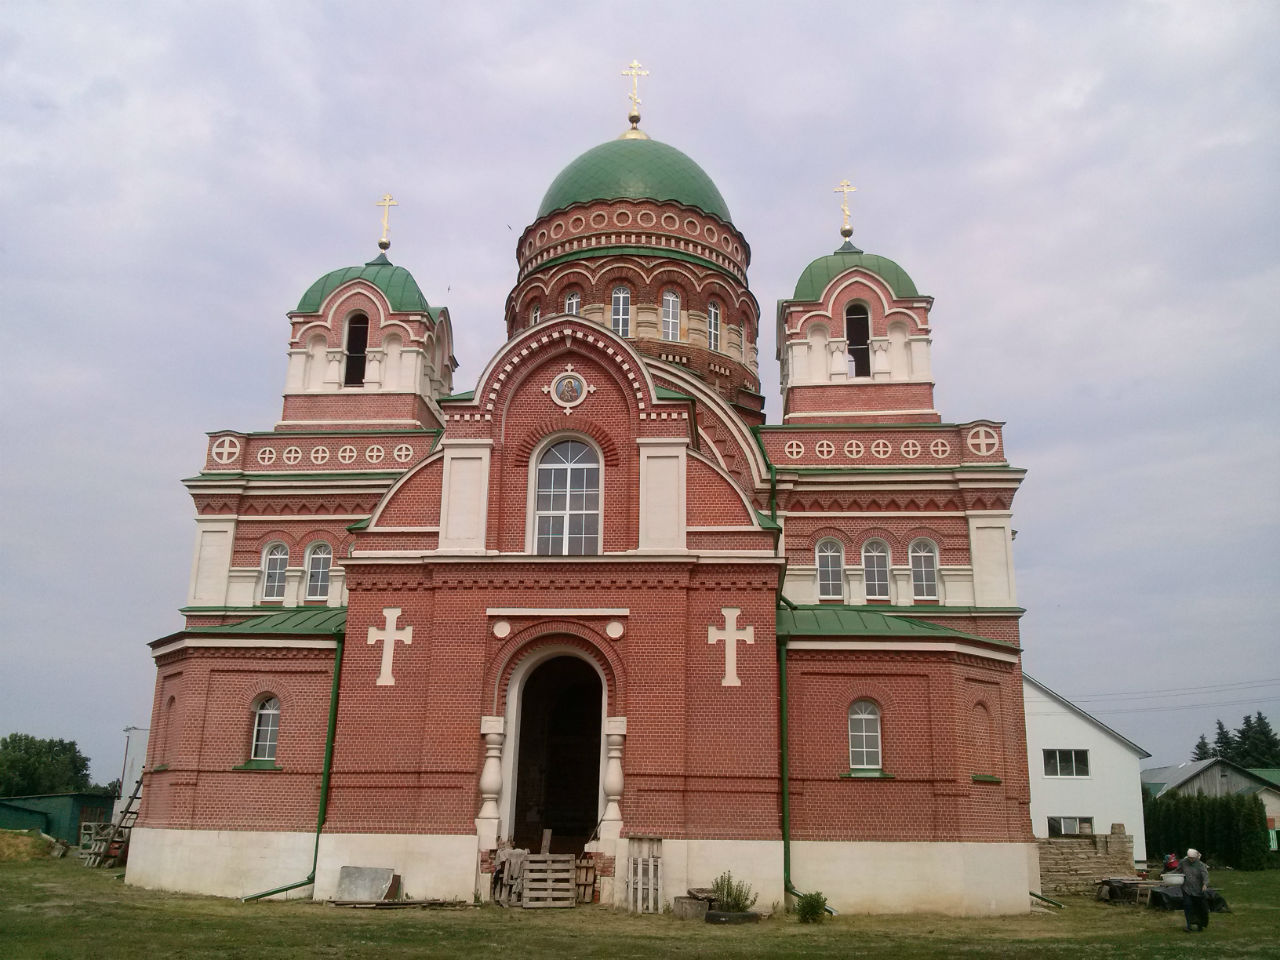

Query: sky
[0,1,1277,784]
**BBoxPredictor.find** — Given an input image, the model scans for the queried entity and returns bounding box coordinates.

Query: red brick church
[129,91,1037,914]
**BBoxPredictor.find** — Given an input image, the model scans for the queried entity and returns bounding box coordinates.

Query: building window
[708,300,721,352]
[909,539,938,599]
[564,291,581,315]
[531,304,540,325]
[1048,816,1094,837]
[848,700,882,769]
[846,303,870,377]
[305,543,332,600]
[343,314,369,387]
[816,539,844,600]
[611,286,631,337]
[262,543,288,600]
[862,540,890,600]
[661,290,680,341]
[251,696,280,761]
[1043,749,1090,777]
[535,440,600,556]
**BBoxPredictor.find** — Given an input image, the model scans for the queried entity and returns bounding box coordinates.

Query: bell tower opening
[512,655,602,853]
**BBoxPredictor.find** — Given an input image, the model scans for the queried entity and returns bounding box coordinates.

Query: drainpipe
[777,633,793,901]
[243,628,345,902]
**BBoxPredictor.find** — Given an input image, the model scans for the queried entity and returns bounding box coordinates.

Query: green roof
[537,137,732,223]
[776,605,1013,646]
[296,254,430,313]
[1250,768,1280,787]
[187,607,347,636]
[791,242,918,301]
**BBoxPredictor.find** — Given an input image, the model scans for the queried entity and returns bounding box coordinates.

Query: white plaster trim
[366,525,440,533]
[274,419,426,427]
[783,408,939,419]
[151,637,338,658]
[687,525,759,532]
[230,515,368,521]
[787,639,1018,663]
[486,607,630,617]
[345,551,787,564]
[778,511,967,518]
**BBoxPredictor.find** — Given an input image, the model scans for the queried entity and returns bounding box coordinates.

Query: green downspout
[243,629,345,902]
[777,633,793,900]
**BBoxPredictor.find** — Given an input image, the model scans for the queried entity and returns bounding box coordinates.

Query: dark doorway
[512,656,602,853]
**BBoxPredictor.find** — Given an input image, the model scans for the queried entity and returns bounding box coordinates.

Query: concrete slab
[334,866,398,901]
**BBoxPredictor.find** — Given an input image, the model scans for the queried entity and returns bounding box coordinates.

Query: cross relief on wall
[368,607,412,686]
[708,607,755,687]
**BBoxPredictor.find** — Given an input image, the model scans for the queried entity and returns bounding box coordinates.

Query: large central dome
[536,137,732,224]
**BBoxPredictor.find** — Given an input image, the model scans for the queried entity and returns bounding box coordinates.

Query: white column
[364,347,384,389]
[599,717,626,841]
[476,716,505,850]
[871,340,891,378]
[324,349,343,388]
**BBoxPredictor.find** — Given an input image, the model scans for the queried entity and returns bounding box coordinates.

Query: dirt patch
[0,831,52,862]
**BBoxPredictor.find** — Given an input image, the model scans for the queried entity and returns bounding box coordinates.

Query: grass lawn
[1,857,1278,959]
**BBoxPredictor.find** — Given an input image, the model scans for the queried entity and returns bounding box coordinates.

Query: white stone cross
[708,607,754,687]
[368,607,412,686]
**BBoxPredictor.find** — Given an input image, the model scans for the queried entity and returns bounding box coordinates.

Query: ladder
[85,776,142,868]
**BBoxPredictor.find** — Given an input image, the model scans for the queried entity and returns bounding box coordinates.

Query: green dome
[296,253,430,313]
[792,242,918,301]
[537,137,732,223]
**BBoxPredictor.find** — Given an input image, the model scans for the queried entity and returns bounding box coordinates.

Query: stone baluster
[599,717,627,840]
[476,716,505,849]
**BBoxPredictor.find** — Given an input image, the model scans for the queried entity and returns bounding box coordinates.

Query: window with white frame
[535,440,600,556]
[816,539,844,599]
[661,289,680,341]
[846,303,870,377]
[909,539,938,599]
[1043,749,1089,777]
[707,300,721,352]
[305,543,332,600]
[262,543,288,600]
[848,700,882,769]
[531,304,540,325]
[564,291,581,315]
[862,540,890,600]
[611,286,631,337]
[343,314,370,387]
[251,696,280,761]
[1048,816,1093,837]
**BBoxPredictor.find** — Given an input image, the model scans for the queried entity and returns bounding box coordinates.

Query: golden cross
[833,179,856,237]
[621,59,649,118]
[376,193,398,248]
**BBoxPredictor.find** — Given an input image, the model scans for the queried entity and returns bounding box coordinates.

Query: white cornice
[787,639,1018,663]
[151,637,338,659]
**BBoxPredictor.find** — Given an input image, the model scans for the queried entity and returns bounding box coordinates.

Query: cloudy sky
[1,1,1276,783]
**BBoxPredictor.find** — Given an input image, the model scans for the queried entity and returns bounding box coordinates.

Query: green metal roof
[537,137,732,223]
[296,254,430,313]
[791,242,918,301]
[776,605,1013,646]
[187,607,348,636]
[1250,768,1280,787]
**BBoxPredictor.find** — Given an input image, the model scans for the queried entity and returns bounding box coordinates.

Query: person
[1178,848,1210,932]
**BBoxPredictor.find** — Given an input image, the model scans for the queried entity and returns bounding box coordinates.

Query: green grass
[1,858,1278,959]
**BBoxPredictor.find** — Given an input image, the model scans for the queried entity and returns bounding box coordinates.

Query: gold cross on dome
[834,179,856,237]
[376,193,398,249]
[621,59,649,119]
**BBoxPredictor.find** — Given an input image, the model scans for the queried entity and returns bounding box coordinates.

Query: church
[128,74,1037,915]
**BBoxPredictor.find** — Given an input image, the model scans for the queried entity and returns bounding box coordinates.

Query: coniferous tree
[1191,734,1212,761]
[1249,711,1280,766]
[1234,714,1260,766]
[1211,719,1235,761]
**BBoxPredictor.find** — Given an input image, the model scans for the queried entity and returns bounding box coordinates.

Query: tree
[1192,711,1280,767]
[1191,734,1212,761]
[1211,719,1236,761]
[1249,711,1280,765]
[0,733,92,796]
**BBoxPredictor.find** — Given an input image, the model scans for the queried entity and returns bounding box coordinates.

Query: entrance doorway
[512,656,602,853]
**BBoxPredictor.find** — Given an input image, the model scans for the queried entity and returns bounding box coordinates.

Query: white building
[1023,674,1150,864]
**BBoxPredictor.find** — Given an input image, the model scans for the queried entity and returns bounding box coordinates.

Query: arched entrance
[512,656,602,852]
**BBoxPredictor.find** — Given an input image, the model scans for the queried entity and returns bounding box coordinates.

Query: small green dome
[537,137,732,223]
[792,242,918,301]
[296,253,430,313]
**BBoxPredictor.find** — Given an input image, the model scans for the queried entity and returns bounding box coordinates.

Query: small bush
[711,871,758,913]
[795,890,828,923]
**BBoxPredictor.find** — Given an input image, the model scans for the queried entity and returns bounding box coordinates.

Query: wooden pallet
[575,857,597,904]
[521,853,577,909]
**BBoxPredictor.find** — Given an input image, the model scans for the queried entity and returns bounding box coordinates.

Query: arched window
[251,696,280,761]
[564,291,581,316]
[305,543,332,600]
[848,700,882,769]
[661,290,680,341]
[611,286,630,337]
[816,539,844,600]
[535,440,600,556]
[862,540,890,600]
[343,314,369,387]
[846,303,870,377]
[262,543,288,601]
[530,304,541,325]
[707,300,722,352]
[910,539,938,599]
